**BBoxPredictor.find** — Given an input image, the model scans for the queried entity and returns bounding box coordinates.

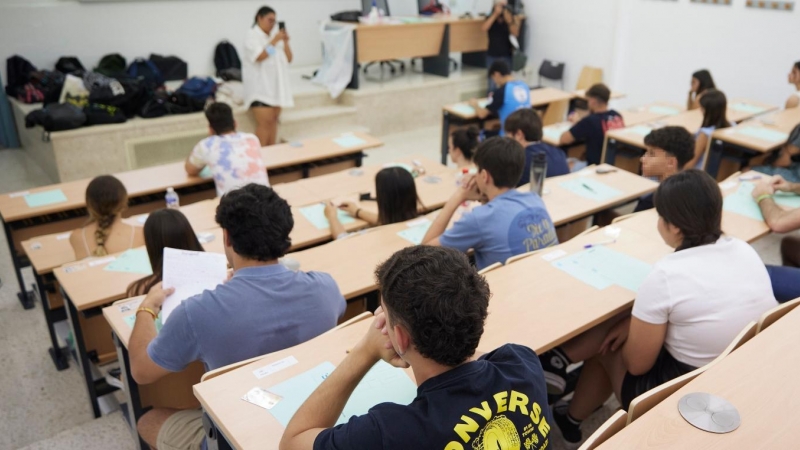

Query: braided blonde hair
[85,175,128,257]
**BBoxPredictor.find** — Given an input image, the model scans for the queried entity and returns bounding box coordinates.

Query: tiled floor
[0,126,786,449]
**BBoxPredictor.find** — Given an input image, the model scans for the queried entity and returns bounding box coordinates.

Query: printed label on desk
[253,356,299,379]
[64,264,86,274]
[9,191,30,198]
[56,232,72,240]
[88,256,117,267]
[541,249,567,262]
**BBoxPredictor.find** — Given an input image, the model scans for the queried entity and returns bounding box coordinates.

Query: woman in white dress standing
[244,6,294,146]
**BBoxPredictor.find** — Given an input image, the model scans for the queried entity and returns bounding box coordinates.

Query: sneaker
[539,349,569,395]
[553,403,582,444]
[105,367,124,390]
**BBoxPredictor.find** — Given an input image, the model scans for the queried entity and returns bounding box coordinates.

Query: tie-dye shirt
[188,132,270,197]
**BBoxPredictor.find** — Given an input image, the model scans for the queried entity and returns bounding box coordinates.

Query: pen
[584,239,616,249]
[581,183,596,193]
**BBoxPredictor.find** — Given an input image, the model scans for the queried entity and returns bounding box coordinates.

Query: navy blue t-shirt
[518,142,571,186]
[569,110,625,165]
[634,192,654,213]
[313,344,554,450]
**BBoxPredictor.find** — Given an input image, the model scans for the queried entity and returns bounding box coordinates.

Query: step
[277,105,360,142]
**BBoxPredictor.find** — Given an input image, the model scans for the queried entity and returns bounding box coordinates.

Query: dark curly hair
[644,126,696,168]
[375,246,490,367]
[215,183,293,261]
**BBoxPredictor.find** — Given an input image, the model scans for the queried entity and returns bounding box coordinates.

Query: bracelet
[355,208,361,219]
[265,45,276,56]
[136,307,158,321]
[756,194,774,204]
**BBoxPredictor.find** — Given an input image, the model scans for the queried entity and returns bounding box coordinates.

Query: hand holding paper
[161,248,228,323]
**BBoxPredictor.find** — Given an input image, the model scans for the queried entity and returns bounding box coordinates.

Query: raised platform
[11,63,487,182]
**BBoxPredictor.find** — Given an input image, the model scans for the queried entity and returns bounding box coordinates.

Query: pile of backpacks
[7,48,238,133]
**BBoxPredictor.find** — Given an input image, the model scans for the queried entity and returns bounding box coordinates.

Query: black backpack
[89,77,149,118]
[139,91,169,119]
[5,55,37,97]
[84,103,127,126]
[214,41,241,77]
[55,57,85,75]
[331,11,362,22]
[25,103,86,132]
[127,58,165,89]
[95,54,127,77]
[149,54,188,81]
[167,92,205,114]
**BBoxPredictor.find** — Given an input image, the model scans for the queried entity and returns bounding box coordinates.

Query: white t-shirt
[632,237,776,368]
[188,132,270,197]
[243,25,294,108]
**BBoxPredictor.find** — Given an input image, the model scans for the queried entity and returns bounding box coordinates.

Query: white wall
[527,0,800,109]
[0,0,357,83]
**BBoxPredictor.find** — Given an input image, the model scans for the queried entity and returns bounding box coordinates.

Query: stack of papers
[161,248,228,323]
[552,246,652,292]
[104,249,153,275]
[24,189,68,208]
[298,204,356,230]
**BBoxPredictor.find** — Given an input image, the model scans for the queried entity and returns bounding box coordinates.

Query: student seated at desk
[505,108,570,186]
[688,88,732,169]
[559,84,625,165]
[468,60,530,137]
[448,126,480,169]
[786,61,800,109]
[324,167,421,239]
[422,137,558,270]
[687,69,716,111]
[126,209,204,297]
[279,246,553,450]
[752,124,800,183]
[129,184,345,450]
[70,175,145,259]
[185,102,270,197]
[634,126,695,212]
[538,170,776,444]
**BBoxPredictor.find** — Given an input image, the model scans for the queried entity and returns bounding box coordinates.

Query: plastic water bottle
[165,187,180,209]
[530,153,547,197]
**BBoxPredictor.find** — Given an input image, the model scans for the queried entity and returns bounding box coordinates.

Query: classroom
[1,0,799,449]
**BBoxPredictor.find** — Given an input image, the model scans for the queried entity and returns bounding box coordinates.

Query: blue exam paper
[734,127,789,144]
[25,189,68,208]
[124,314,163,332]
[552,246,652,292]
[623,125,653,137]
[544,124,570,142]
[397,221,433,245]
[333,134,367,148]
[105,248,153,275]
[730,103,767,115]
[267,361,417,427]
[559,178,623,202]
[723,182,764,221]
[648,105,680,116]
[451,104,476,117]
[774,192,800,209]
[299,203,356,230]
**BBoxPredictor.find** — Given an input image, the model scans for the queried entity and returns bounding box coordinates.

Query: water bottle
[530,153,547,197]
[165,187,180,209]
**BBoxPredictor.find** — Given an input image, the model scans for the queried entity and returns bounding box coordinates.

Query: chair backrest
[576,66,604,91]
[541,99,569,126]
[505,249,543,265]
[575,225,600,238]
[611,211,643,224]
[478,262,503,275]
[325,311,373,335]
[539,60,565,81]
[711,320,757,365]
[757,298,800,333]
[579,410,628,450]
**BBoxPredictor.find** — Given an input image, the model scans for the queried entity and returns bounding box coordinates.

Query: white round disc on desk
[678,392,741,434]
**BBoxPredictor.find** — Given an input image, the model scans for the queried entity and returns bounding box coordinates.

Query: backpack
[55,57,85,75]
[84,103,127,126]
[139,91,170,119]
[5,55,37,97]
[29,70,66,106]
[167,92,206,114]
[214,41,241,77]
[176,77,216,101]
[89,77,148,118]
[330,11,362,22]
[15,84,45,104]
[95,54,127,77]
[149,54,188,81]
[127,58,164,89]
[25,103,86,132]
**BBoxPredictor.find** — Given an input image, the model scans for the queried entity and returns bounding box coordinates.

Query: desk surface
[711,107,800,153]
[0,132,382,223]
[443,87,575,120]
[598,304,800,449]
[478,226,672,354]
[194,318,415,450]
[573,89,626,101]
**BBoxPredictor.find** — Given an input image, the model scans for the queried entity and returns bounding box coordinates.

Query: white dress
[243,25,294,108]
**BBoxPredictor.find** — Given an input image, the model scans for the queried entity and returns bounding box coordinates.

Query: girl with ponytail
[70,175,144,259]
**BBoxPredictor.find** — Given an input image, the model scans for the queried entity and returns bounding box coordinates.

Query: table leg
[604,139,618,166]
[347,29,360,90]
[422,25,451,78]
[706,139,725,179]
[441,112,451,165]
[36,271,69,371]
[3,221,35,309]
[114,332,148,450]
[203,412,235,450]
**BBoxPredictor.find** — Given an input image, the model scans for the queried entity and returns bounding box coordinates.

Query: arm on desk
[754,178,800,233]
[185,158,204,177]
[786,95,799,110]
[130,284,174,385]
[324,202,347,240]
[559,130,576,146]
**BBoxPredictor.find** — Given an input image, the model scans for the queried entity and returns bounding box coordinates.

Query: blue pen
[584,239,616,249]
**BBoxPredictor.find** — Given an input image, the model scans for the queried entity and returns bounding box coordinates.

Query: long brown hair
[376,167,421,226]
[126,209,204,296]
[699,89,731,130]
[85,175,128,257]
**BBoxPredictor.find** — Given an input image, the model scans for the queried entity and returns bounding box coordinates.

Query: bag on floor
[5,55,37,97]
[127,58,164,89]
[55,56,85,75]
[95,54,127,77]
[176,77,216,101]
[214,41,241,79]
[149,54,188,81]
[25,103,86,132]
[84,103,127,126]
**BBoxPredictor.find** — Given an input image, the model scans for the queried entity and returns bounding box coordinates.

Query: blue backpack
[127,58,164,88]
[176,77,217,101]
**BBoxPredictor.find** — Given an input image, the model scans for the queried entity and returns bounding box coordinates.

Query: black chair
[361,0,406,75]
[531,59,565,90]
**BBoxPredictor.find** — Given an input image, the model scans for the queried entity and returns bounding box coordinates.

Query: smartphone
[278,21,286,31]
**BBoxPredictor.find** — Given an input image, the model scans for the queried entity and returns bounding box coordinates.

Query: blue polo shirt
[148,264,346,372]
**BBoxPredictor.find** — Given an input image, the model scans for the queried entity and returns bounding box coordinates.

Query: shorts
[620,347,696,410]
[157,409,206,450]
[250,101,274,108]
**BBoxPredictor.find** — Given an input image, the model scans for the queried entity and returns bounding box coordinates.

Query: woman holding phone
[244,6,294,146]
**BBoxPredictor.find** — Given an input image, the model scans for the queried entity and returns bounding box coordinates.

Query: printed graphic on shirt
[511,85,530,104]
[189,133,270,196]
[508,212,558,253]
[444,390,551,450]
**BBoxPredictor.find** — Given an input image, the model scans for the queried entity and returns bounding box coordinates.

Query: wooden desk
[0,132,382,310]
[479,225,672,354]
[597,305,800,449]
[573,89,626,101]
[104,296,205,450]
[194,318,416,450]
[440,87,576,164]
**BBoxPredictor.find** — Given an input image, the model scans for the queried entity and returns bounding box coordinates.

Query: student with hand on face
[505,108,570,186]
[449,126,480,169]
[687,69,716,111]
[688,88,731,169]
[130,184,345,450]
[786,61,800,109]
[634,126,695,213]
[468,60,531,137]
[539,170,776,444]
[482,0,523,92]
[559,84,625,165]
[280,246,553,450]
[70,175,144,260]
[422,137,558,270]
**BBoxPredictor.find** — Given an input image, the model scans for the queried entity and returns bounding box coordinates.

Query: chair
[626,321,757,424]
[361,0,406,76]
[575,225,599,238]
[541,99,569,126]
[505,249,543,265]
[576,66,604,91]
[611,211,644,224]
[757,297,800,333]
[578,410,627,450]
[478,262,503,275]
[533,60,565,90]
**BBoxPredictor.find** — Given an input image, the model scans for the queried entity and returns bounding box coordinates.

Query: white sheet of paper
[161,248,228,323]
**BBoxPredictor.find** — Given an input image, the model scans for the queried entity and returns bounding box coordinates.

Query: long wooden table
[597,304,800,449]
[0,132,382,311]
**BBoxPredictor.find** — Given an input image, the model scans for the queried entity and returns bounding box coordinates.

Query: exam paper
[161,248,227,323]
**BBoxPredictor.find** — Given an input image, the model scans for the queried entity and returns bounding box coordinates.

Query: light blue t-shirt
[148,264,346,372]
[487,80,531,137]
[439,190,558,270]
